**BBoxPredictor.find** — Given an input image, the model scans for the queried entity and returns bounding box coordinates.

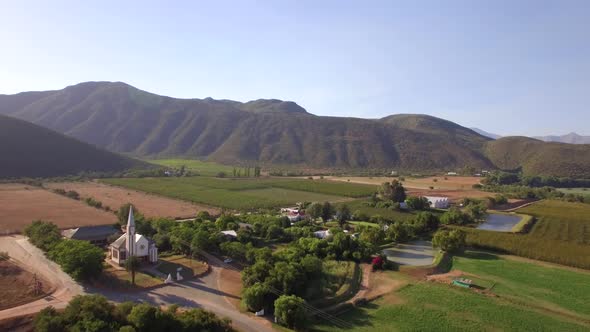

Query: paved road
[383,240,435,266]
[0,235,84,320]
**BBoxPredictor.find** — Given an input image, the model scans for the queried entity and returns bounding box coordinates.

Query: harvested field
[320,176,488,202]
[0,260,51,310]
[44,181,219,219]
[0,184,117,234]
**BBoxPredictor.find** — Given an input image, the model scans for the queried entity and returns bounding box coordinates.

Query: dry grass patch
[0,184,117,234]
[96,264,162,290]
[0,260,51,310]
[157,255,208,279]
[44,181,219,219]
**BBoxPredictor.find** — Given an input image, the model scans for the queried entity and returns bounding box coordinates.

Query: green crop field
[452,251,590,318]
[100,177,366,210]
[147,159,236,177]
[346,199,441,222]
[461,200,590,269]
[557,187,590,195]
[314,251,590,332]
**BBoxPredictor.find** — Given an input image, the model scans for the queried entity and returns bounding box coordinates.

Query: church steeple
[126,205,135,258]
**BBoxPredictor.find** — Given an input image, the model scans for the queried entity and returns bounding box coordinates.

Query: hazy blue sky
[1,1,589,136]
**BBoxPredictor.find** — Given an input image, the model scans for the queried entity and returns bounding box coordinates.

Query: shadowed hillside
[0,114,147,178]
[485,137,590,178]
[1,82,589,177]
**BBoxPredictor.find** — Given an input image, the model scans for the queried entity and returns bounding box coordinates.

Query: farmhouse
[425,196,450,209]
[221,230,238,239]
[314,229,331,239]
[62,225,120,246]
[109,206,158,265]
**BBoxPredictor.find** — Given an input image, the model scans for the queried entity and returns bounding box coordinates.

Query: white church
[109,206,158,265]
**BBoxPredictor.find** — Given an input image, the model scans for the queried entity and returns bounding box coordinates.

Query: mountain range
[471,128,590,144]
[0,114,146,178]
[1,81,589,178]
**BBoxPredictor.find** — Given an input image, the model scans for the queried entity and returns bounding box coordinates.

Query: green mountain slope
[485,137,590,178]
[0,114,147,178]
[1,82,588,177]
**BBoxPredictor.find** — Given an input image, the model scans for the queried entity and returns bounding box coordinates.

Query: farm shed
[425,196,450,209]
[62,225,120,246]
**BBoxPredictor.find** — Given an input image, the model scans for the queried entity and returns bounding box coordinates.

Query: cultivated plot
[0,184,117,234]
[44,182,219,219]
[101,177,373,209]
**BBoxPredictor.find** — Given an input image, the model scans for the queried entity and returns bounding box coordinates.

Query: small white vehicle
[223,258,233,264]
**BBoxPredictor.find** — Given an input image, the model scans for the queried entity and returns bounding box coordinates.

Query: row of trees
[24,221,104,281]
[34,294,233,332]
[483,171,590,188]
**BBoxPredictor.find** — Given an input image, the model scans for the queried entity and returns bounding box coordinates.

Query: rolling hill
[1,82,589,178]
[486,137,590,178]
[0,114,147,178]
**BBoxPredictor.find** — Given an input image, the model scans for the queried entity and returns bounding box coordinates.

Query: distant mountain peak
[470,128,502,140]
[534,132,590,144]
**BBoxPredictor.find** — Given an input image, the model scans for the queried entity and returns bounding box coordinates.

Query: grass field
[452,251,590,319]
[148,159,236,177]
[347,199,439,222]
[314,251,590,332]
[557,187,590,195]
[461,200,590,269]
[101,177,374,210]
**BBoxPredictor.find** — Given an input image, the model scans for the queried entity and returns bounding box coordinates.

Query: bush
[23,220,62,251]
[432,229,466,254]
[274,295,307,330]
[48,239,105,281]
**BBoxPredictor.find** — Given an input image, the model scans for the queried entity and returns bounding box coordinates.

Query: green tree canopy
[48,239,104,281]
[274,295,307,330]
[432,229,466,253]
[379,180,407,202]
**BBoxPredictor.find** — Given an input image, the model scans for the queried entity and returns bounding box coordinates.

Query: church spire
[126,205,136,258]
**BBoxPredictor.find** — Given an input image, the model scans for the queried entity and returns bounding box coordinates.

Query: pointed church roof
[127,205,135,229]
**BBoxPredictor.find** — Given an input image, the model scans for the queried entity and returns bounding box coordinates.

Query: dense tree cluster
[432,229,466,253]
[33,295,233,332]
[24,221,104,281]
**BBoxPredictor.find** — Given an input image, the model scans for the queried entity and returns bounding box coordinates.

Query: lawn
[147,159,236,177]
[97,264,162,289]
[460,200,590,269]
[313,252,590,332]
[452,251,590,318]
[101,177,371,210]
[156,255,208,280]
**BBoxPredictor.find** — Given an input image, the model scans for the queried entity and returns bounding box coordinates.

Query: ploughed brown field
[0,184,117,234]
[0,260,51,310]
[44,181,219,219]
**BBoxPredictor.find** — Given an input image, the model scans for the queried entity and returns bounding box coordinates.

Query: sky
[1,0,589,136]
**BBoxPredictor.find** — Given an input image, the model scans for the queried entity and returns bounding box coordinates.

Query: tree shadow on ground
[459,251,499,261]
[311,302,378,331]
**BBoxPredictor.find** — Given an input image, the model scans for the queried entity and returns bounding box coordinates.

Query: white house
[425,196,450,209]
[314,230,331,239]
[221,230,238,239]
[109,206,158,265]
